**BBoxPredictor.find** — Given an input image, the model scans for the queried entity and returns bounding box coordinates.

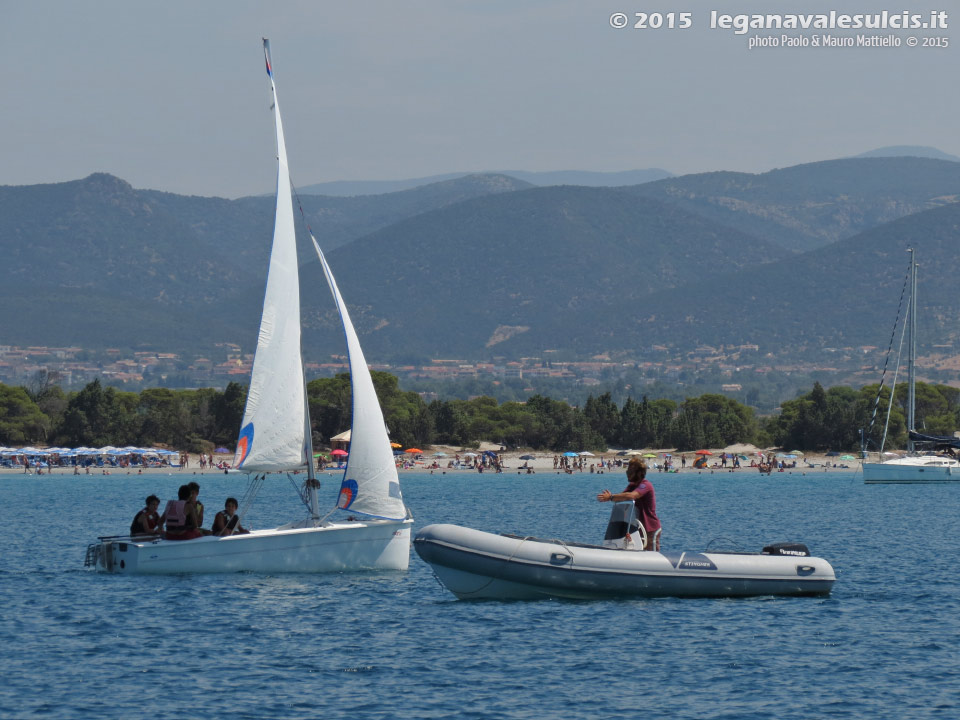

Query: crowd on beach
[2,444,861,476]
[3,449,235,475]
[390,447,861,475]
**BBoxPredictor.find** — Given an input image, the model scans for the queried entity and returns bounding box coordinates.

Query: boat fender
[762,543,810,557]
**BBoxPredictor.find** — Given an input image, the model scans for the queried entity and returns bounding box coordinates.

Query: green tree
[584,392,619,445]
[0,385,49,445]
[213,382,247,446]
[429,400,470,445]
[670,394,755,450]
[55,379,138,446]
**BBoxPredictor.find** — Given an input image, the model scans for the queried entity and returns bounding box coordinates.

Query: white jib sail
[234,40,307,473]
[309,233,407,520]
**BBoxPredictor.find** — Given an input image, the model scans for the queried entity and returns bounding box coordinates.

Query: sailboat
[86,40,413,573]
[862,249,960,484]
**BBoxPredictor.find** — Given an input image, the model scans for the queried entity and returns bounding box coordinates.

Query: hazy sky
[2,0,955,197]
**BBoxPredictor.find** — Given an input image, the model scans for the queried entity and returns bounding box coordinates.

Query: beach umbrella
[214,447,230,453]
[695,450,712,455]
[519,455,536,460]
[825,451,840,457]
[405,448,423,454]
[330,449,348,457]
[390,443,402,448]
[433,452,448,457]
[579,451,595,457]
[643,453,657,458]
[840,455,856,460]
[789,450,805,456]
[562,451,578,457]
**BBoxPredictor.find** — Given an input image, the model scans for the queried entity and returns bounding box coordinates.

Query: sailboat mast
[303,383,320,520]
[907,248,917,451]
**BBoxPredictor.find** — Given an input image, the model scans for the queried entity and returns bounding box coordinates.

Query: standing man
[597,457,661,550]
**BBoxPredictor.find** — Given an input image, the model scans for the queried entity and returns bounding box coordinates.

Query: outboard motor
[762,542,811,557]
[603,502,643,550]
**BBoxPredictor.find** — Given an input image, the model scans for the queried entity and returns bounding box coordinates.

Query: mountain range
[1,154,959,366]
[298,168,672,197]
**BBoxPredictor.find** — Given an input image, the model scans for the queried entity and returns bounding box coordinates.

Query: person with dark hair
[130,495,162,536]
[187,481,205,530]
[597,457,661,550]
[212,497,249,537]
[164,485,203,541]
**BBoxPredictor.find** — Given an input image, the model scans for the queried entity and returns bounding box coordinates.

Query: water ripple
[0,472,957,719]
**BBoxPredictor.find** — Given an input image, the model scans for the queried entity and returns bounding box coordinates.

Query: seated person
[187,481,205,529]
[130,495,163,536]
[212,497,249,537]
[164,485,204,541]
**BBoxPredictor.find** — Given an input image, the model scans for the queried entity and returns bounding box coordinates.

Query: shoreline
[0,450,864,476]
[0,442,862,479]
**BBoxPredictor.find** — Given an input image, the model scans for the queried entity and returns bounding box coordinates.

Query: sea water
[0,468,957,719]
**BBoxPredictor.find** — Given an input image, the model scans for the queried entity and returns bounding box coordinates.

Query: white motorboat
[415,504,835,600]
[862,250,960,484]
[86,40,412,574]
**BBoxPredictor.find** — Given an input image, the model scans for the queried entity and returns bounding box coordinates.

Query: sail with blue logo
[234,39,308,474]
[310,233,407,520]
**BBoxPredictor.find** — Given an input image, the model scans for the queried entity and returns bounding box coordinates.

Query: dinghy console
[602,502,645,551]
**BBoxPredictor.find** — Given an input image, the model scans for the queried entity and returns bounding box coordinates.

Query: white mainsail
[234,40,307,473]
[310,233,407,520]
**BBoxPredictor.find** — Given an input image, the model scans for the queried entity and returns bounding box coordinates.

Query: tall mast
[907,248,917,451]
[304,383,320,521]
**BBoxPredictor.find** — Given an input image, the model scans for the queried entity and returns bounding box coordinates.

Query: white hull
[415,524,835,600]
[863,460,960,484]
[91,518,413,574]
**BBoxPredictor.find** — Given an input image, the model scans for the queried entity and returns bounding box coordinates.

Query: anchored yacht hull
[89,518,413,574]
[863,459,960,484]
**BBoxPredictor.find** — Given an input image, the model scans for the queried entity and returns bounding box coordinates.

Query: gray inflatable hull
[415,524,835,600]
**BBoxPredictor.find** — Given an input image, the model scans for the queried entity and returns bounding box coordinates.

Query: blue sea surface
[1,467,957,719]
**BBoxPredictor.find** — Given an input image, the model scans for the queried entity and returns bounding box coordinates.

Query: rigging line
[238,473,264,524]
[290,179,318,239]
[880,302,909,454]
[288,473,320,513]
[864,257,912,449]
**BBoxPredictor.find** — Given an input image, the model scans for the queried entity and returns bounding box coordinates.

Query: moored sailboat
[862,250,960,484]
[86,40,412,573]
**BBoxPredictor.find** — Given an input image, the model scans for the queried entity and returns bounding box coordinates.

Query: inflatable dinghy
[415,503,835,600]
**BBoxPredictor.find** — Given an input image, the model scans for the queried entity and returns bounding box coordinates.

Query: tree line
[1,373,957,453]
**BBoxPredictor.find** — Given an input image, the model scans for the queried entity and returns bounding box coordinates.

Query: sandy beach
[404,443,863,476]
[0,444,864,476]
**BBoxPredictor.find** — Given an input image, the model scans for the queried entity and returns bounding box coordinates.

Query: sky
[1,0,955,198]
